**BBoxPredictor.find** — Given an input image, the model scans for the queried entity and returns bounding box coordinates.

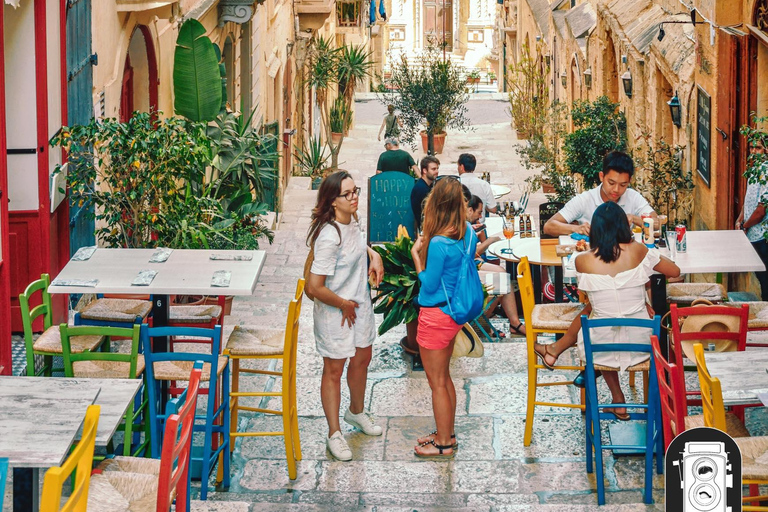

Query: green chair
[60,323,150,457]
[19,274,105,376]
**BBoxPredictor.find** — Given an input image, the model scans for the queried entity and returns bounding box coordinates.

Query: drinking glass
[502,219,515,254]
[666,230,677,260]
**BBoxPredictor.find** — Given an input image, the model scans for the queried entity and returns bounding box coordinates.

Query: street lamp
[560,70,567,88]
[621,68,632,98]
[668,90,682,127]
[583,67,592,89]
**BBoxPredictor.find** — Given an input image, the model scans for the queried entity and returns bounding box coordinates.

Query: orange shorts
[417,307,462,350]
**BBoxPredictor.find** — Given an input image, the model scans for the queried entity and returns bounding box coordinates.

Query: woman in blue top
[410,177,479,458]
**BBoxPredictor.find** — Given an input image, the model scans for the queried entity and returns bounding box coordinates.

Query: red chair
[651,335,749,452]
[668,303,749,407]
[88,365,202,512]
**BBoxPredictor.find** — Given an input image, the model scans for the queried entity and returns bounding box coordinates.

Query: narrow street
[203,99,667,511]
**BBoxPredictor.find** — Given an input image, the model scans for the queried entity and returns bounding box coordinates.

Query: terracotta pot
[467,77,480,84]
[420,130,447,155]
[331,132,343,145]
[400,319,420,354]
[541,180,556,194]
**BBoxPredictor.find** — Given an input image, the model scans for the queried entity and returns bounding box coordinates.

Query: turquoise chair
[581,315,663,506]
[0,457,7,510]
[140,324,230,501]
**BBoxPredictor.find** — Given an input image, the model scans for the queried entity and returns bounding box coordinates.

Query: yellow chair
[517,257,585,446]
[693,343,768,511]
[40,405,100,512]
[224,279,304,479]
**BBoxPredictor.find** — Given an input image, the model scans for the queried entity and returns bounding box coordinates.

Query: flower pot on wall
[541,180,556,194]
[420,131,446,155]
[331,132,343,145]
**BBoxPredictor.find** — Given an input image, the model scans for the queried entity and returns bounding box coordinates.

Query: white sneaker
[344,408,383,436]
[326,431,353,461]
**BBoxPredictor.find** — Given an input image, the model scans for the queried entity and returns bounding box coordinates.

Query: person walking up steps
[378,104,402,141]
[305,171,386,461]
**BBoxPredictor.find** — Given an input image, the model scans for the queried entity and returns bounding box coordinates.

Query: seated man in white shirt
[458,153,498,215]
[543,151,656,237]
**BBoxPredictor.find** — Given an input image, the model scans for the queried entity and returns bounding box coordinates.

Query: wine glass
[502,218,515,254]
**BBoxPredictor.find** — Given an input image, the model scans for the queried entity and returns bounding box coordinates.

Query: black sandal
[510,322,525,336]
[417,431,458,449]
[414,439,455,459]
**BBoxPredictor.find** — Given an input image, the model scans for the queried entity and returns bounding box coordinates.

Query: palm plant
[337,44,374,105]
[294,136,330,182]
[329,96,351,134]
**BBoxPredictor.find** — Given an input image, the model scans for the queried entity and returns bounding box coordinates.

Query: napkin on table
[71,246,97,261]
[149,248,173,263]
[50,278,99,287]
[131,270,157,286]
[211,270,232,287]
[210,253,253,261]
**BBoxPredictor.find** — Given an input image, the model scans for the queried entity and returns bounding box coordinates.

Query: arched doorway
[222,35,235,110]
[603,32,618,103]
[120,26,158,122]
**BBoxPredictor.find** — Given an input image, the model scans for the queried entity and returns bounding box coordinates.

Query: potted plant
[329,96,350,145]
[371,227,420,350]
[488,71,497,84]
[507,40,549,141]
[295,136,331,190]
[467,70,481,85]
[381,45,471,155]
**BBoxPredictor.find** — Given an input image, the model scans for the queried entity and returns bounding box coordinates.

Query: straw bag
[452,324,484,358]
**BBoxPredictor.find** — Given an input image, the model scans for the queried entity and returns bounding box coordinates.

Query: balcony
[115,0,176,11]
[296,0,335,30]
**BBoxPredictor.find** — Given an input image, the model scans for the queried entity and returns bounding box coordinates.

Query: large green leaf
[173,19,222,122]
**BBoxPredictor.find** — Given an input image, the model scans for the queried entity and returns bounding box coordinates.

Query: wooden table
[488,236,564,303]
[0,376,141,511]
[48,248,266,352]
[703,350,768,407]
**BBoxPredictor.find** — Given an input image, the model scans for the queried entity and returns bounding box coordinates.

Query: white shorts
[313,297,376,359]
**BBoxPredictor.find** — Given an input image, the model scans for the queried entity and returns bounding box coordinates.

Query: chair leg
[122,399,135,457]
[229,358,240,453]
[523,363,538,446]
[282,404,297,480]
[629,370,636,389]
[643,371,649,404]
[221,365,231,489]
[290,367,302,462]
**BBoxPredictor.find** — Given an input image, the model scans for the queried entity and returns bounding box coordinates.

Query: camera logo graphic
[669,438,736,512]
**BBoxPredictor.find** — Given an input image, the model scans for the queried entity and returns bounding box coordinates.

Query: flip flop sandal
[418,431,458,449]
[399,336,419,356]
[606,402,631,421]
[533,344,557,370]
[414,440,455,459]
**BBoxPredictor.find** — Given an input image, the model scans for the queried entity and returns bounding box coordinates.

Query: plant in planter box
[562,95,627,188]
[371,227,419,336]
[467,70,481,84]
[506,40,549,140]
[329,96,351,138]
[380,45,471,155]
[488,71,497,83]
[294,136,331,189]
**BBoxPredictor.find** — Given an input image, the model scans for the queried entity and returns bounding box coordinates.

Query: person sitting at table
[534,202,679,419]
[458,153,498,215]
[543,151,656,237]
[467,195,525,336]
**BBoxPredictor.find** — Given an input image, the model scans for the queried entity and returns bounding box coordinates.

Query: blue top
[417,223,479,314]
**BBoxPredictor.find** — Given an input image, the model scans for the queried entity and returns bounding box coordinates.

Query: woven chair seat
[225,326,285,356]
[88,471,165,512]
[72,355,145,379]
[684,412,751,438]
[32,326,104,354]
[98,455,160,475]
[531,303,585,331]
[79,299,152,323]
[593,359,650,373]
[736,436,768,480]
[666,283,726,303]
[151,356,228,382]
[169,305,222,324]
[729,301,768,328]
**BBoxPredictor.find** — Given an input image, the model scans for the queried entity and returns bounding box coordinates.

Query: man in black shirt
[376,138,418,175]
[410,155,440,234]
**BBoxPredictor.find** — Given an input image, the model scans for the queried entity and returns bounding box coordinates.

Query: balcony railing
[115,0,176,11]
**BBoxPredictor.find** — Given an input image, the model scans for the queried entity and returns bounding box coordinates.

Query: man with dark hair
[543,150,655,237]
[458,153,497,214]
[376,138,418,175]
[410,155,440,233]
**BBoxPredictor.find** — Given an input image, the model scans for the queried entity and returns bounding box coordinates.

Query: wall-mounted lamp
[561,70,567,88]
[621,68,632,98]
[583,67,592,89]
[657,9,708,42]
[668,91,681,127]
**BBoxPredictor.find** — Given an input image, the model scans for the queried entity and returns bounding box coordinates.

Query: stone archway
[603,31,618,103]
[120,25,158,122]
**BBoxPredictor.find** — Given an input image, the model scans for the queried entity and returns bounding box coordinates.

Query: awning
[116,0,176,12]
[4,0,20,7]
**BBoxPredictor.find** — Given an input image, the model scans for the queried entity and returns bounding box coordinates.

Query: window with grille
[337,0,362,27]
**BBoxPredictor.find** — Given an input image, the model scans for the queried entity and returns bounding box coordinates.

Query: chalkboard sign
[697,86,711,186]
[539,201,564,239]
[368,173,416,244]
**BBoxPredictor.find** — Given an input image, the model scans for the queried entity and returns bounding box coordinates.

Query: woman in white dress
[306,171,385,461]
[534,202,679,419]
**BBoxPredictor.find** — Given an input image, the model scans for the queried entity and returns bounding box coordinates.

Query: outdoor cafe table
[0,376,141,511]
[487,235,565,304]
[703,350,768,407]
[47,248,267,353]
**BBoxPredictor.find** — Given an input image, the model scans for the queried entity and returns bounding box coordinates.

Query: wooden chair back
[515,256,535,332]
[283,279,305,384]
[40,405,100,512]
[18,274,53,376]
[60,324,142,379]
[157,366,202,512]
[651,334,688,451]
[693,343,728,433]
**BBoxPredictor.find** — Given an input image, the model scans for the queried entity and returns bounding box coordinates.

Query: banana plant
[173,19,222,122]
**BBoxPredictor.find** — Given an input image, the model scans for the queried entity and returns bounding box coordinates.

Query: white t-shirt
[460,173,497,211]
[311,220,370,304]
[559,185,653,225]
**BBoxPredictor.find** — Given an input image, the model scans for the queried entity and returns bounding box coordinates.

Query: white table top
[48,248,266,295]
[487,235,552,266]
[0,378,100,467]
[703,350,768,406]
[661,230,765,274]
[77,378,142,446]
[491,184,511,199]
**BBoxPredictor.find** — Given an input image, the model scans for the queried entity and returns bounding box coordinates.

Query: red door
[0,4,10,374]
[423,0,452,51]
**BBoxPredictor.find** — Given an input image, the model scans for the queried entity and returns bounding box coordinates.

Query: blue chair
[0,457,7,510]
[581,315,664,506]
[140,324,230,501]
